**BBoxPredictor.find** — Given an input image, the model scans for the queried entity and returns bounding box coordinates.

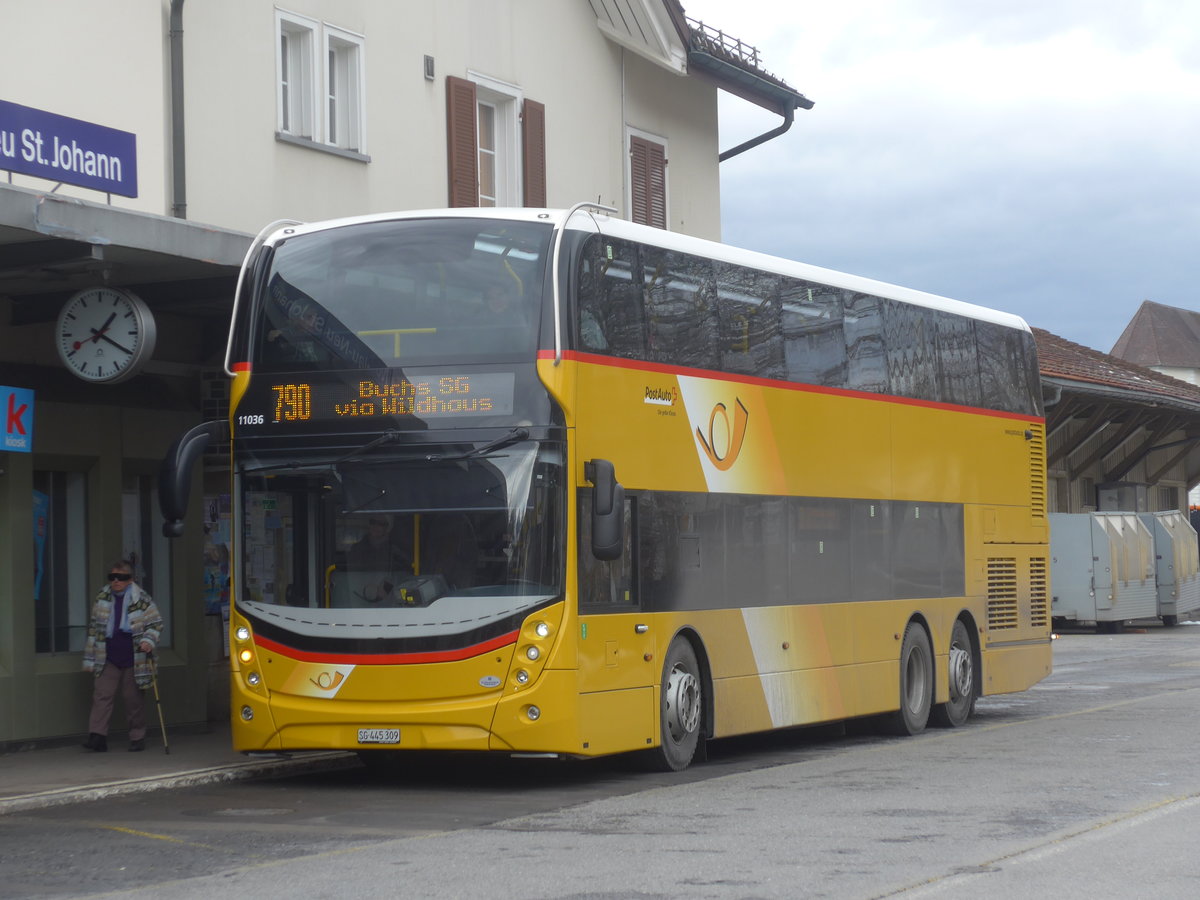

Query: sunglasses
[107,572,132,581]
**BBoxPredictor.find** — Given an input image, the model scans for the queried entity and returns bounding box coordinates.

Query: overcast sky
[680,0,1199,353]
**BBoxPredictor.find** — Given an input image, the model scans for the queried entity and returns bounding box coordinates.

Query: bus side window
[843,291,888,394]
[933,311,982,408]
[642,247,717,370]
[782,280,846,388]
[578,493,636,609]
[577,237,644,358]
[715,263,782,379]
[884,302,938,402]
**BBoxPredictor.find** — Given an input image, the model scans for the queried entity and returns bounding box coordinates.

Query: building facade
[0,1,808,745]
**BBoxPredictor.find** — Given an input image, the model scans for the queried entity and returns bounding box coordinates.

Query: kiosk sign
[2,385,34,453]
[0,99,137,197]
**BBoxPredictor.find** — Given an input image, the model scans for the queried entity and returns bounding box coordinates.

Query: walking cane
[148,653,170,754]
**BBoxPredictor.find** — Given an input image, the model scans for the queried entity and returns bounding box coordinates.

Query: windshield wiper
[239,430,402,476]
[466,427,530,457]
[333,430,402,465]
[423,427,531,462]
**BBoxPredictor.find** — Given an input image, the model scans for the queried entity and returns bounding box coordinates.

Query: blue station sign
[2,385,34,453]
[0,99,137,197]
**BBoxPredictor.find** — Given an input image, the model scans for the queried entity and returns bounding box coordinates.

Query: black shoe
[82,733,108,752]
[128,739,145,752]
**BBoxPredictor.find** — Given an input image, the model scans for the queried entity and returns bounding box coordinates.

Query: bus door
[576,489,656,751]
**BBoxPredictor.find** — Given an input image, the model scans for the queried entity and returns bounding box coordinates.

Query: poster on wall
[32,489,48,601]
[203,494,231,616]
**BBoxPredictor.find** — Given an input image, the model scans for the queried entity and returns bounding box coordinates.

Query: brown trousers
[87,661,147,740]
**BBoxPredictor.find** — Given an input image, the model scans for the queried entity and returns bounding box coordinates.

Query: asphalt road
[4,624,1200,899]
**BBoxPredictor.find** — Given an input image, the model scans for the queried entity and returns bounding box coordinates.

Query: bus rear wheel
[886,623,932,736]
[931,618,976,728]
[653,637,703,771]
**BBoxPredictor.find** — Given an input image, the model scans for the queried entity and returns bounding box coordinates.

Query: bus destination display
[236,372,515,429]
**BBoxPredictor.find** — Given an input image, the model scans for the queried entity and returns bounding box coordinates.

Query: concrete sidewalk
[0,725,358,815]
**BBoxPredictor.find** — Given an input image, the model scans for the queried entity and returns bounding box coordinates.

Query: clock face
[56,287,157,383]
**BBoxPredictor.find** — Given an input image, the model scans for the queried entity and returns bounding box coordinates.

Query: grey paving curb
[0,751,359,815]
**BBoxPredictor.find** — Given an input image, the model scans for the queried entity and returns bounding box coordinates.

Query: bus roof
[262,207,1032,334]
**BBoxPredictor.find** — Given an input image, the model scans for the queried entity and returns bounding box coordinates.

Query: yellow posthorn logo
[696,398,749,471]
[309,671,345,691]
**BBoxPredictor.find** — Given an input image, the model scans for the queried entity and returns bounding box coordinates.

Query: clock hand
[91,331,134,355]
[71,316,122,351]
[90,313,117,343]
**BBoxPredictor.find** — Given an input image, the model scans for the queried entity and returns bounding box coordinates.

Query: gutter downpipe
[170,0,186,218]
[719,104,794,163]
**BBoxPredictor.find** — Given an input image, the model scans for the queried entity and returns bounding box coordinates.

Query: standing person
[81,560,163,752]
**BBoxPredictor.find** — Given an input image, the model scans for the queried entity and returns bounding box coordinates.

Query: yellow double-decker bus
[161,204,1050,771]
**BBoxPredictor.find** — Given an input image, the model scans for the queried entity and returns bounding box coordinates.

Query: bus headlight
[246,671,261,686]
[236,626,250,641]
[525,705,541,721]
[534,621,551,638]
[241,705,254,721]
[239,649,253,664]
[515,669,529,684]
[525,646,540,661]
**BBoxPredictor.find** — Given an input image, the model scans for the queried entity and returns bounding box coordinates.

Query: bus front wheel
[653,637,703,771]
[886,623,932,736]
[931,618,976,727]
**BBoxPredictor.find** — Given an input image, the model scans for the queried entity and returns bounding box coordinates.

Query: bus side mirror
[159,420,228,538]
[585,458,625,561]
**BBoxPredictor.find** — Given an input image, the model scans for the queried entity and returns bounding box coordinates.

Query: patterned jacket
[82,582,164,689]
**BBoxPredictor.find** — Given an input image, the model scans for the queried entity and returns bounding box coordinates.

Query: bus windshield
[253,218,553,371]
[235,439,564,631]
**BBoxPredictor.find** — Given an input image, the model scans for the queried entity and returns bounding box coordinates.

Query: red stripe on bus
[253,630,520,665]
[540,349,1045,423]
[231,361,252,372]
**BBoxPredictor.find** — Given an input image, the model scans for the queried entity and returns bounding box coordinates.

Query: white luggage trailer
[1138,510,1200,626]
[1050,512,1157,632]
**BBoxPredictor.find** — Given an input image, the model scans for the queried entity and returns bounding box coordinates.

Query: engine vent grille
[1028,425,1046,518]
[1029,557,1049,629]
[987,557,1019,630]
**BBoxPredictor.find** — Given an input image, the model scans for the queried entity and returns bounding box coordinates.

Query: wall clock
[56,287,157,383]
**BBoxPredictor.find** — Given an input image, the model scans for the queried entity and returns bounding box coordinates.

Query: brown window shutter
[630,135,666,229]
[522,99,547,207]
[446,75,479,207]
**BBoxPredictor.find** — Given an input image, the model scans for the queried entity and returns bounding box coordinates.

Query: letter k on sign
[2,386,34,452]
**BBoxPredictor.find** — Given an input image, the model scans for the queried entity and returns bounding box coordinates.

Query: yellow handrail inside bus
[412,513,421,576]
[323,564,336,608]
[357,328,437,358]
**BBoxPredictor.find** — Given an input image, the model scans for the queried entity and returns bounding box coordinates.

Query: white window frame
[276,10,318,140]
[276,9,366,156]
[325,25,365,152]
[468,72,522,206]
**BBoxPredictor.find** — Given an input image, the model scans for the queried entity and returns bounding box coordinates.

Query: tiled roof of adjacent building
[1110,300,1200,368]
[1034,327,1200,409]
